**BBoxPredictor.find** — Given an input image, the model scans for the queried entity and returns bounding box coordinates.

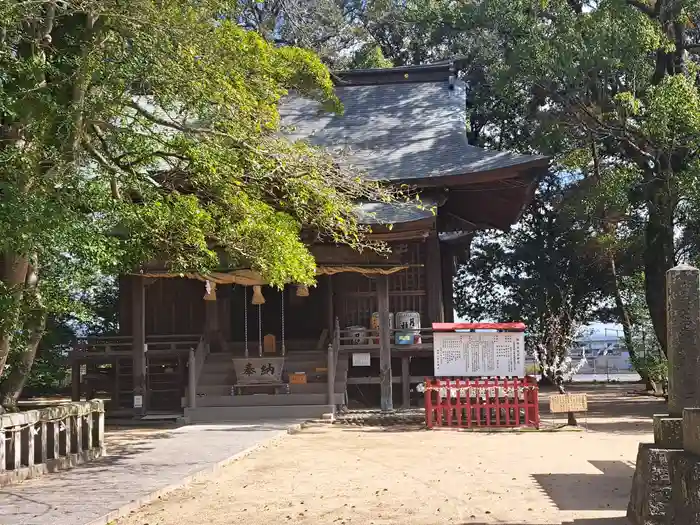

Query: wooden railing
[187,336,210,409]
[75,334,202,356]
[335,327,434,351]
[0,400,105,487]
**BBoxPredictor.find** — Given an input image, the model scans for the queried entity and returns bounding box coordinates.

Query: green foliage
[0,0,406,403]
[454,176,609,328]
[446,0,700,354]
[629,348,668,387]
[349,44,393,69]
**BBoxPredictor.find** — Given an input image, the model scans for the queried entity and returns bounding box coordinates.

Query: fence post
[327,343,335,414]
[75,415,83,452]
[13,428,21,469]
[26,426,35,467]
[63,417,71,456]
[424,379,433,428]
[0,431,5,473]
[52,421,60,459]
[85,413,93,451]
[39,422,47,463]
[97,408,105,452]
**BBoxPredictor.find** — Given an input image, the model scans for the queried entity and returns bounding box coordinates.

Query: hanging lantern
[251,285,265,305]
[296,284,309,297]
[203,281,217,301]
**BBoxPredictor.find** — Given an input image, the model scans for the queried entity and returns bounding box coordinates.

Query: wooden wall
[117,235,453,340]
[119,277,206,336]
[227,282,326,343]
[334,242,428,329]
[119,277,329,343]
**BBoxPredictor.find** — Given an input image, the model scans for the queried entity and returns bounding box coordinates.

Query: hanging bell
[296,284,309,297]
[251,285,265,305]
[203,280,217,301]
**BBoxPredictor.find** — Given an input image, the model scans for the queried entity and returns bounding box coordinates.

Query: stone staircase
[184,351,348,423]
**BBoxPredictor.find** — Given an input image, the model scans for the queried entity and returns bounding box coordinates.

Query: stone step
[184,404,333,423]
[195,393,345,407]
[198,371,235,385]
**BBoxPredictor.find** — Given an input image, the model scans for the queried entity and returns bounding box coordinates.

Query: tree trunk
[644,181,675,357]
[1,311,46,412]
[1,256,45,412]
[0,253,29,373]
[609,255,653,388]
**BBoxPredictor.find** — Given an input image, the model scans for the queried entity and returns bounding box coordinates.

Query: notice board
[433,331,526,377]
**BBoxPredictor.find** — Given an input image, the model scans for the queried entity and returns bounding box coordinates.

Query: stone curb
[87,422,304,525]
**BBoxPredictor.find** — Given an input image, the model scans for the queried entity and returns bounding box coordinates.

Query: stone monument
[628,264,700,524]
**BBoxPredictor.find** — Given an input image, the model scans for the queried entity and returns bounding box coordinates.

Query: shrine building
[70,62,548,421]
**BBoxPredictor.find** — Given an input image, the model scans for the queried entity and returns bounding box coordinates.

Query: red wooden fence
[424,377,540,429]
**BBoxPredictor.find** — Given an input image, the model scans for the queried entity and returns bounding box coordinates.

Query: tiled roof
[279,80,547,183]
[355,198,437,225]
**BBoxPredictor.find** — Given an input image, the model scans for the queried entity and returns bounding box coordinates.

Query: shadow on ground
[456,516,629,525]
[532,460,634,513]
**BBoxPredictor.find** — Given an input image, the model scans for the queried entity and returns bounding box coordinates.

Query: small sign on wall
[133,395,143,409]
[352,353,371,367]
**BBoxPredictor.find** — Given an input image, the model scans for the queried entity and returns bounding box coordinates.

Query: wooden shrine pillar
[426,233,444,324]
[132,275,147,416]
[377,275,393,411]
[71,360,81,402]
[204,300,219,350]
[441,243,455,323]
[326,275,334,337]
[401,356,410,409]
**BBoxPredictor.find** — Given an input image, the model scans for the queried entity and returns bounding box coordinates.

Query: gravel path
[113,388,662,525]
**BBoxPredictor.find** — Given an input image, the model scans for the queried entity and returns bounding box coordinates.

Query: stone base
[667,451,700,524]
[628,443,675,525]
[683,408,700,457]
[653,414,684,448]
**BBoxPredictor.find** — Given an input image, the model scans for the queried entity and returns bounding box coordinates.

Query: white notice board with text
[433,332,526,377]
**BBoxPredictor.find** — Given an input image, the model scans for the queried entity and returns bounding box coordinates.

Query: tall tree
[0,0,401,410]
[453,0,700,354]
[455,177,609,354]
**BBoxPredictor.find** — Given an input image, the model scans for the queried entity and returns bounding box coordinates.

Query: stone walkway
[0,421,301,525]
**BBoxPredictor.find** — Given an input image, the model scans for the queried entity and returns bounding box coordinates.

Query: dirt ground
[114,384,664,525]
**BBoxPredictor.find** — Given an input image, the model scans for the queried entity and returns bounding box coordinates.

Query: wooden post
[377,275,393,411]
[188,348,196,409]
[204,300,218,351]
[327,343,336,415]
[426,233,445,324]
[326,275,334,338]
[113,358,121,410]
[71,360,81,401]
[402,357,410,409]
[132,275,147,417]
[441,243,455,323]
